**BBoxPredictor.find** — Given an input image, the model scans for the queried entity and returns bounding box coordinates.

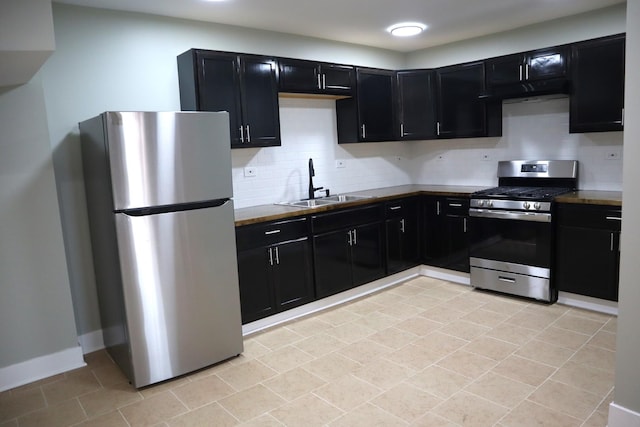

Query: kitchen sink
[276,194,373,209]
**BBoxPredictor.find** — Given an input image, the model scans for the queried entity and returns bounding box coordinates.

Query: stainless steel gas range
[468,160,578,302]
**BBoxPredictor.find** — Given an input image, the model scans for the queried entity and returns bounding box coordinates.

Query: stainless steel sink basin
[276,194,373,209]
[321,194,371,202]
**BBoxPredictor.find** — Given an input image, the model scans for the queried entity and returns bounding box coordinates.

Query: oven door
[468,208,552,268]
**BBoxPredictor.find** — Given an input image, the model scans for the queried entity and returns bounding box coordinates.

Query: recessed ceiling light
[387,22,427,37]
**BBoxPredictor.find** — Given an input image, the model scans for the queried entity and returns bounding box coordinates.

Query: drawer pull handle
[606,216,622,221]
[498,276,516,284]
[449,203,463,207]
[265,230,281,235]
[390,206,402,210]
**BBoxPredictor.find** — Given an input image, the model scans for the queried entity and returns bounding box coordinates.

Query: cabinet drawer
[236,217,309,250]
[385,197,418,219]
[442,198,469,215]
[556,204,621,230]
[312,204,383,234]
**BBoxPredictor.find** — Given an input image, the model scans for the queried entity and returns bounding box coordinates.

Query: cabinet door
[386,198,420,274]
[556,226,619,301]
[357,69,395,142]
[279,59,320,93]
[195,52,244,146]
[313,230,352,298]
[396,70,437,140]
[351,223,385,287]
[237,247,276,323]
[486,54,524,86]
[273,238,315,310]
[238,55,281,148]
[436,62,487,138]
[321,64,355,94]
[570,34,625,133]
[443,215,470,273]
[421,197,446,265]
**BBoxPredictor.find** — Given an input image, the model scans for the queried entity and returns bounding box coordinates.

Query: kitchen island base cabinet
[312,205,385,299]
[236,218,314,324]
[555,204,621,302]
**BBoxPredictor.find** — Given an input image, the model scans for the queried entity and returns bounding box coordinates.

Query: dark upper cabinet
[235,218,314,323]
[278,58,354,95]
[487,47,568,86]
[396,70,437,140]
[555,204,621,302]
[421,196,470,273]
[570,34,625,133]
[385,197,421,274]
[177,49,280,148]
[336,68,395,143]
[436,62,500,139]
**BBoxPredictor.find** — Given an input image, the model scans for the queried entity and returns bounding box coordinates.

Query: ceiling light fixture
[387,22,427,37]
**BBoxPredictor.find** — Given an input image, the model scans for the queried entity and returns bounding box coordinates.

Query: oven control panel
[471,199,552,212]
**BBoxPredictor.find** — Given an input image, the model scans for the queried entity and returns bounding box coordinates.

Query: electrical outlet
[335,160,346,168]
[481,153,492,161]
[243,167,257,177]
[604,151,620,160]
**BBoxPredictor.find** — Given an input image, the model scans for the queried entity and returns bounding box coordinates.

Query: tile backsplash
[232,96,623,208]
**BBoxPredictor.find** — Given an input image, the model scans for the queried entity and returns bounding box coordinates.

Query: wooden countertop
[555,190,622,206]
[235,185,623,226]
[234,184,486,226]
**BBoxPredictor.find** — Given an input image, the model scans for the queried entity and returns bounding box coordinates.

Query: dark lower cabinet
[421,196,470,273]
[312,205,385,298]
[555,203,621,301]
[385,197,421,274]
[236,218,314,323]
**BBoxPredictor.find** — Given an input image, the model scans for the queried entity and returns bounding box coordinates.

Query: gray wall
[611,0,640,424]
[0,76,78,368]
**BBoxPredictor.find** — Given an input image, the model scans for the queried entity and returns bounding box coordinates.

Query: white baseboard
[558,291,618,316]
[0,346,85,392]
[78,330,105,354]
[420,265,471,286]
[609,402,640,427]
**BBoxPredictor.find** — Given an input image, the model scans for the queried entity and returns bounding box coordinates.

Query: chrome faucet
[308,158,324,199]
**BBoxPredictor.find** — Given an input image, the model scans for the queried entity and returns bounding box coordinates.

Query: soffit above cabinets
[54,0,624,53]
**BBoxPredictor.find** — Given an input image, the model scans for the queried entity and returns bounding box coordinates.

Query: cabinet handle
[322,74,326,89]
[400,123,405,137]
[246,125,251,143]
[525,63,530,80]
[519,64,523,81]
[361,124,366,139]
[436,201,441,215]
[239,126,245,143]
[317,73,322,89]
[611,232,615,252]
[347,230,353,246]
[268,247,274,266]
[265,229,281,235]
[606,216,622,221]
[275,247,280,265]
[436,121,441,136]
[400,218,405,233]
[464,217,467,233]
[353,229,357,245]
[449,203,463,207]
[390,206,402,211]
[622,108,625,127]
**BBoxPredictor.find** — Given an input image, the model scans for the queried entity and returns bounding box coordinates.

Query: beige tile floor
[0,276,617,426]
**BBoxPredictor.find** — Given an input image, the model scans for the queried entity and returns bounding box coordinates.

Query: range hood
[480,78,570,101]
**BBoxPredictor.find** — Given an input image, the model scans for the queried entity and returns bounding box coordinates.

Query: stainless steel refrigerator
[79,111,243,388]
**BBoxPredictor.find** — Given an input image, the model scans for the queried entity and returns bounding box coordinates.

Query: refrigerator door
[114,200,243,387]
[106,111,232,211]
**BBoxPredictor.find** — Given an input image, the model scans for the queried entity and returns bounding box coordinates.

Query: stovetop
[472,186,573,201]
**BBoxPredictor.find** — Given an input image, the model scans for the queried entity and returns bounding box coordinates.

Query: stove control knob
[523,201,530,210]
[488,200,494,208]
[478,200,485,207]
[534,202,541,210]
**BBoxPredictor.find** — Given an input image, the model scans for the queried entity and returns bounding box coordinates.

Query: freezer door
[115,200,243,387]
[106,111,232,210]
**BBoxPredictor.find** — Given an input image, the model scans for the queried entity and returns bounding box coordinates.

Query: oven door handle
[469,208,551,223]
